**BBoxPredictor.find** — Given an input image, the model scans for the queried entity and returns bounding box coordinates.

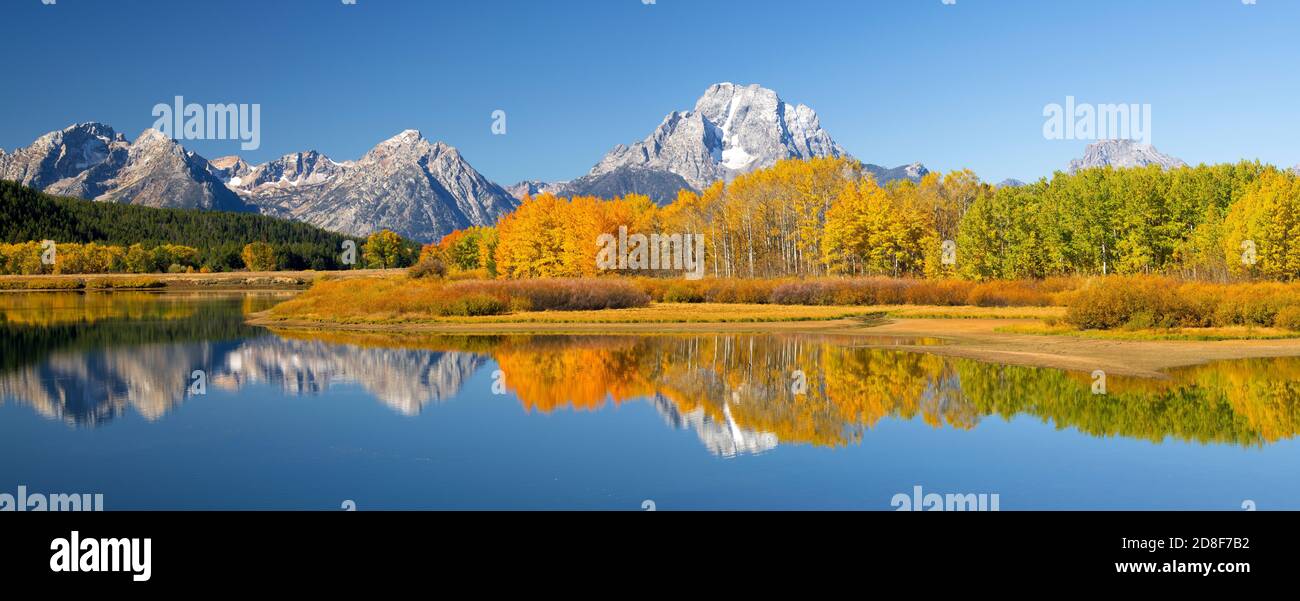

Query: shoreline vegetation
[258,274,1069,322]
[0,269,399,291]
[260,273,1300,333]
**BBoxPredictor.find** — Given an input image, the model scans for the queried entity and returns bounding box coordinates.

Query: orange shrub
[271,276,650,320]
[444,278,650,311]
[631,277,788,304]
[1064,276,1300,330]
[765,277,1066,307]
[1276,306,1300,331]
[966,281,1055,307]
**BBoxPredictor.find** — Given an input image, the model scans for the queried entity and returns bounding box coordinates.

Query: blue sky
[2,0,1297,185]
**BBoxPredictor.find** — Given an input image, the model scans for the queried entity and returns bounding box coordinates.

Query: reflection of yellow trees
[0,292,291,327]
[1166,358,1300,444]
[493,338,649,412]
[271,330,1300,448]
[823,348,966,431]
[486,336,1027,446]
[654,336,848,446]
[0,292,196,326]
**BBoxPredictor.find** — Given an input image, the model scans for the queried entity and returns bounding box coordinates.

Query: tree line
[426,156,1293,281]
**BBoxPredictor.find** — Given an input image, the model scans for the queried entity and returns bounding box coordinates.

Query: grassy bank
[268,277,649,323]
[632,276,1075,306]
[352,303,892,325]
[999,322,1300,341]
[0,276,166,291]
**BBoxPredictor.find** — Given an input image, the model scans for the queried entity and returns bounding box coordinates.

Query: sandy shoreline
[247,313,1300,378]
[861,318,1300,378]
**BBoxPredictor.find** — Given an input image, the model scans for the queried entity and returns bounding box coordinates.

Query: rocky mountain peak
[1068,139,1187,173]
[210,156,253,182]
[360,129,443,165]
[132,127,171,145]
[377,129,425,149]
[586,82,848,192]
[0,122,122,190]
[902,162,928,179]
[231,150,345,192]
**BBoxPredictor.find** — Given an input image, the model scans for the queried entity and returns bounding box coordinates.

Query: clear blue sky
[2,0,1297,184]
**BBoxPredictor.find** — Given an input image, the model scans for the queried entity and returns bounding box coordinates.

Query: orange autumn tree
[493,193,572,278]
[494,192,660,278]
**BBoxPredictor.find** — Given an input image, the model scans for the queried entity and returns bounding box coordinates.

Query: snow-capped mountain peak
[587,83,849,192]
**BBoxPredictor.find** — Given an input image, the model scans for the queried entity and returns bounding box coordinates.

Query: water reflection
[3,293,1300,454]
[214,337,485,415]
[0,294,486,422]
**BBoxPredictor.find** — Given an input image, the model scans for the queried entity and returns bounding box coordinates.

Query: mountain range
[1,83,1248,244]
[214,130,518,242]
[0,123,251,213]
[0,124,517,243]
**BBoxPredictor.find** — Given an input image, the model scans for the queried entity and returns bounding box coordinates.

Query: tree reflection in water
[2,293,1298,452]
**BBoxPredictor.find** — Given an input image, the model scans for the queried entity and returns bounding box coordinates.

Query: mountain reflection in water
[3,292,1300,457]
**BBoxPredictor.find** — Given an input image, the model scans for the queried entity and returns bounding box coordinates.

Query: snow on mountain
[233,150,347,191]
[588,83,848,191]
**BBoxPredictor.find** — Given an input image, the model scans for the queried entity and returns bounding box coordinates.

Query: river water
[2,291,1297,510]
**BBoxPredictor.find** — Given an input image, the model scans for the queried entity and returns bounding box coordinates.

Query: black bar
[1,510,1285,588]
